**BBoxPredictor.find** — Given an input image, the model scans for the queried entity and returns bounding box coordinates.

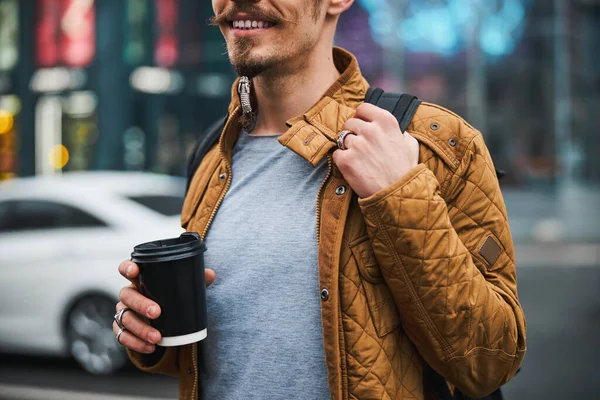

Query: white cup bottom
[158,328,207,347]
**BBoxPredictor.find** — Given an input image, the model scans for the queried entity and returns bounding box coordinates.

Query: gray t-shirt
[199,129,330,399]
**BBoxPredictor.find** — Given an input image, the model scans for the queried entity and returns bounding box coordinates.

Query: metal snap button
[448,138,457,147]
[335,185,346,195]
[219,172,227,181]
[430,123,439,131]
[187,367,194,376]
[320,289,329,301]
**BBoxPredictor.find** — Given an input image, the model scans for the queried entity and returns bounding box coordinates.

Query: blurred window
[0,199,107,232]
[127,195,183,217]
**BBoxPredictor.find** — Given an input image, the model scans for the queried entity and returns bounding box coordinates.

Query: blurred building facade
[0,0,598,191]
[0,0,235,180]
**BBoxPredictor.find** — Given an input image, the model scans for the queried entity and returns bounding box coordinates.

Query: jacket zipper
[315,154,333,244]
[200,162,233,241]
[191,108,238,400]
[190,347,198,399]
[317,153,349,398]
[199,109,238,241]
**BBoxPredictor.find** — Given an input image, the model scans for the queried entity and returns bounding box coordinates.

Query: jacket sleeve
[358,133,526,398]
[127,346,180,377]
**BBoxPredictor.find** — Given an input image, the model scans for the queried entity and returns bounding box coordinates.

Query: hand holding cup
[113,260,215,354]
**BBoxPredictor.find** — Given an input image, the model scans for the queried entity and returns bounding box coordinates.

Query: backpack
[185,88,505,400]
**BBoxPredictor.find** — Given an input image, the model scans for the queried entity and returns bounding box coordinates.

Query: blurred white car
[0,172,185,374]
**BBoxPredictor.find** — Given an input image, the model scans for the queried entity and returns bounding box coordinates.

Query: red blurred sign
[60,0,96,68]
[154,0,179,68]
[35,0,96,68]
[36,0,61,67]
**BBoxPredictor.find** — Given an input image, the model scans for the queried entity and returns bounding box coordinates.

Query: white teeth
[233,20,272,29]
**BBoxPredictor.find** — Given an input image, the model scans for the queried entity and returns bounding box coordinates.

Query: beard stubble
[213,1,321,79]
[229,37,274,78]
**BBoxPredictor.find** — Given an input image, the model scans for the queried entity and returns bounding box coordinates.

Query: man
[113,0,526,399]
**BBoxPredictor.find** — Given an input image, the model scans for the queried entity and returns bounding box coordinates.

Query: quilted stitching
[130,48,525,400]
[340,210,423,399]
[356,127,525,397]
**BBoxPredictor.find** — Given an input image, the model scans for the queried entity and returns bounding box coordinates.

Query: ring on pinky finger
[115,329,155,353]
[116,327,127,345]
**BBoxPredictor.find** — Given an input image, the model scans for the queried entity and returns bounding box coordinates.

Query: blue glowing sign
[357,0,531,57]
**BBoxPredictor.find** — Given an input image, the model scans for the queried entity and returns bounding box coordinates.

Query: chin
[232,61,270,78]
[230,50,278,77]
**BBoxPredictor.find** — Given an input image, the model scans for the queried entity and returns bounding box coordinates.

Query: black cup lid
[131,232,206,263]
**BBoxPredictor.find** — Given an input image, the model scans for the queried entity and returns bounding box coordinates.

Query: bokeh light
[48,144,70,169]
[0,110,14,135]
[358,0,530,58]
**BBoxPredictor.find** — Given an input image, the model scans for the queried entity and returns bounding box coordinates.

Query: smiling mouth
[229,19,276,30]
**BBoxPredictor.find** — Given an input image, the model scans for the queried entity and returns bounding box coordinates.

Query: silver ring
[114,307,132,330]
[337,130,355,150]
[116,327,127,345]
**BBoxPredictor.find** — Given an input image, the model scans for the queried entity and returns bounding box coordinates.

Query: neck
[249,44,341,135]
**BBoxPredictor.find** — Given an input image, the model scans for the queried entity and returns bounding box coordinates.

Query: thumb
[205,268,216,287]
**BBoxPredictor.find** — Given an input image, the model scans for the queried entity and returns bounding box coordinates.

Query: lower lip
[230,25,275,37]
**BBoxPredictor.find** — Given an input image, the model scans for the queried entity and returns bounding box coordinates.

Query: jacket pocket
[349,236,401,337]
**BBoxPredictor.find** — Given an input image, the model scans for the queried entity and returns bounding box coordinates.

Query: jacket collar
[220,47,369,167]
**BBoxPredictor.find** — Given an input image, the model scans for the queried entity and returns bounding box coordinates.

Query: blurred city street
[1,243,599,399]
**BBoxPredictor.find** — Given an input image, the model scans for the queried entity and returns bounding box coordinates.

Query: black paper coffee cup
[131,232,207,347]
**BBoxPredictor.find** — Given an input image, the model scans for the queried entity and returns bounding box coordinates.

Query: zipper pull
[238,76,253,115]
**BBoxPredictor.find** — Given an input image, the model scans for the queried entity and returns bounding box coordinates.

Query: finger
[343,118,371,138]
[404,131,417,142]
[120,285,161,319]
[340,132,359,150]
[403,131,417,146]
[332,148,351,171]
[205,268,216,287]
[332,148,342,165]
[354,102,385,122]
[356,103,399,130]
[405,132,420,159]
[121,309,162,345]
[118,260,141,288]
[113,322,155,354]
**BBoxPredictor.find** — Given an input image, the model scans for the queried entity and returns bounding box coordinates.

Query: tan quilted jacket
[128,48,526,400]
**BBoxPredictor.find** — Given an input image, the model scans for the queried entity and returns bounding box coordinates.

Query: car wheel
[66,295,127,375]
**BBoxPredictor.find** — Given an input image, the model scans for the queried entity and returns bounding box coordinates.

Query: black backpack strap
[365,87,385,104]
[365,87,421,133]
[427,362,505,400]
[424,363,454,400]
[365,87,505,181]
[186,114,228,194]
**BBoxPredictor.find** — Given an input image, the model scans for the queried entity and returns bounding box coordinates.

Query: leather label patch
[479,236,502,266]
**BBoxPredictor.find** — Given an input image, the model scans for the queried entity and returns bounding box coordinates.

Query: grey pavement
[502,264,600,399]
[0,355,177,399]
